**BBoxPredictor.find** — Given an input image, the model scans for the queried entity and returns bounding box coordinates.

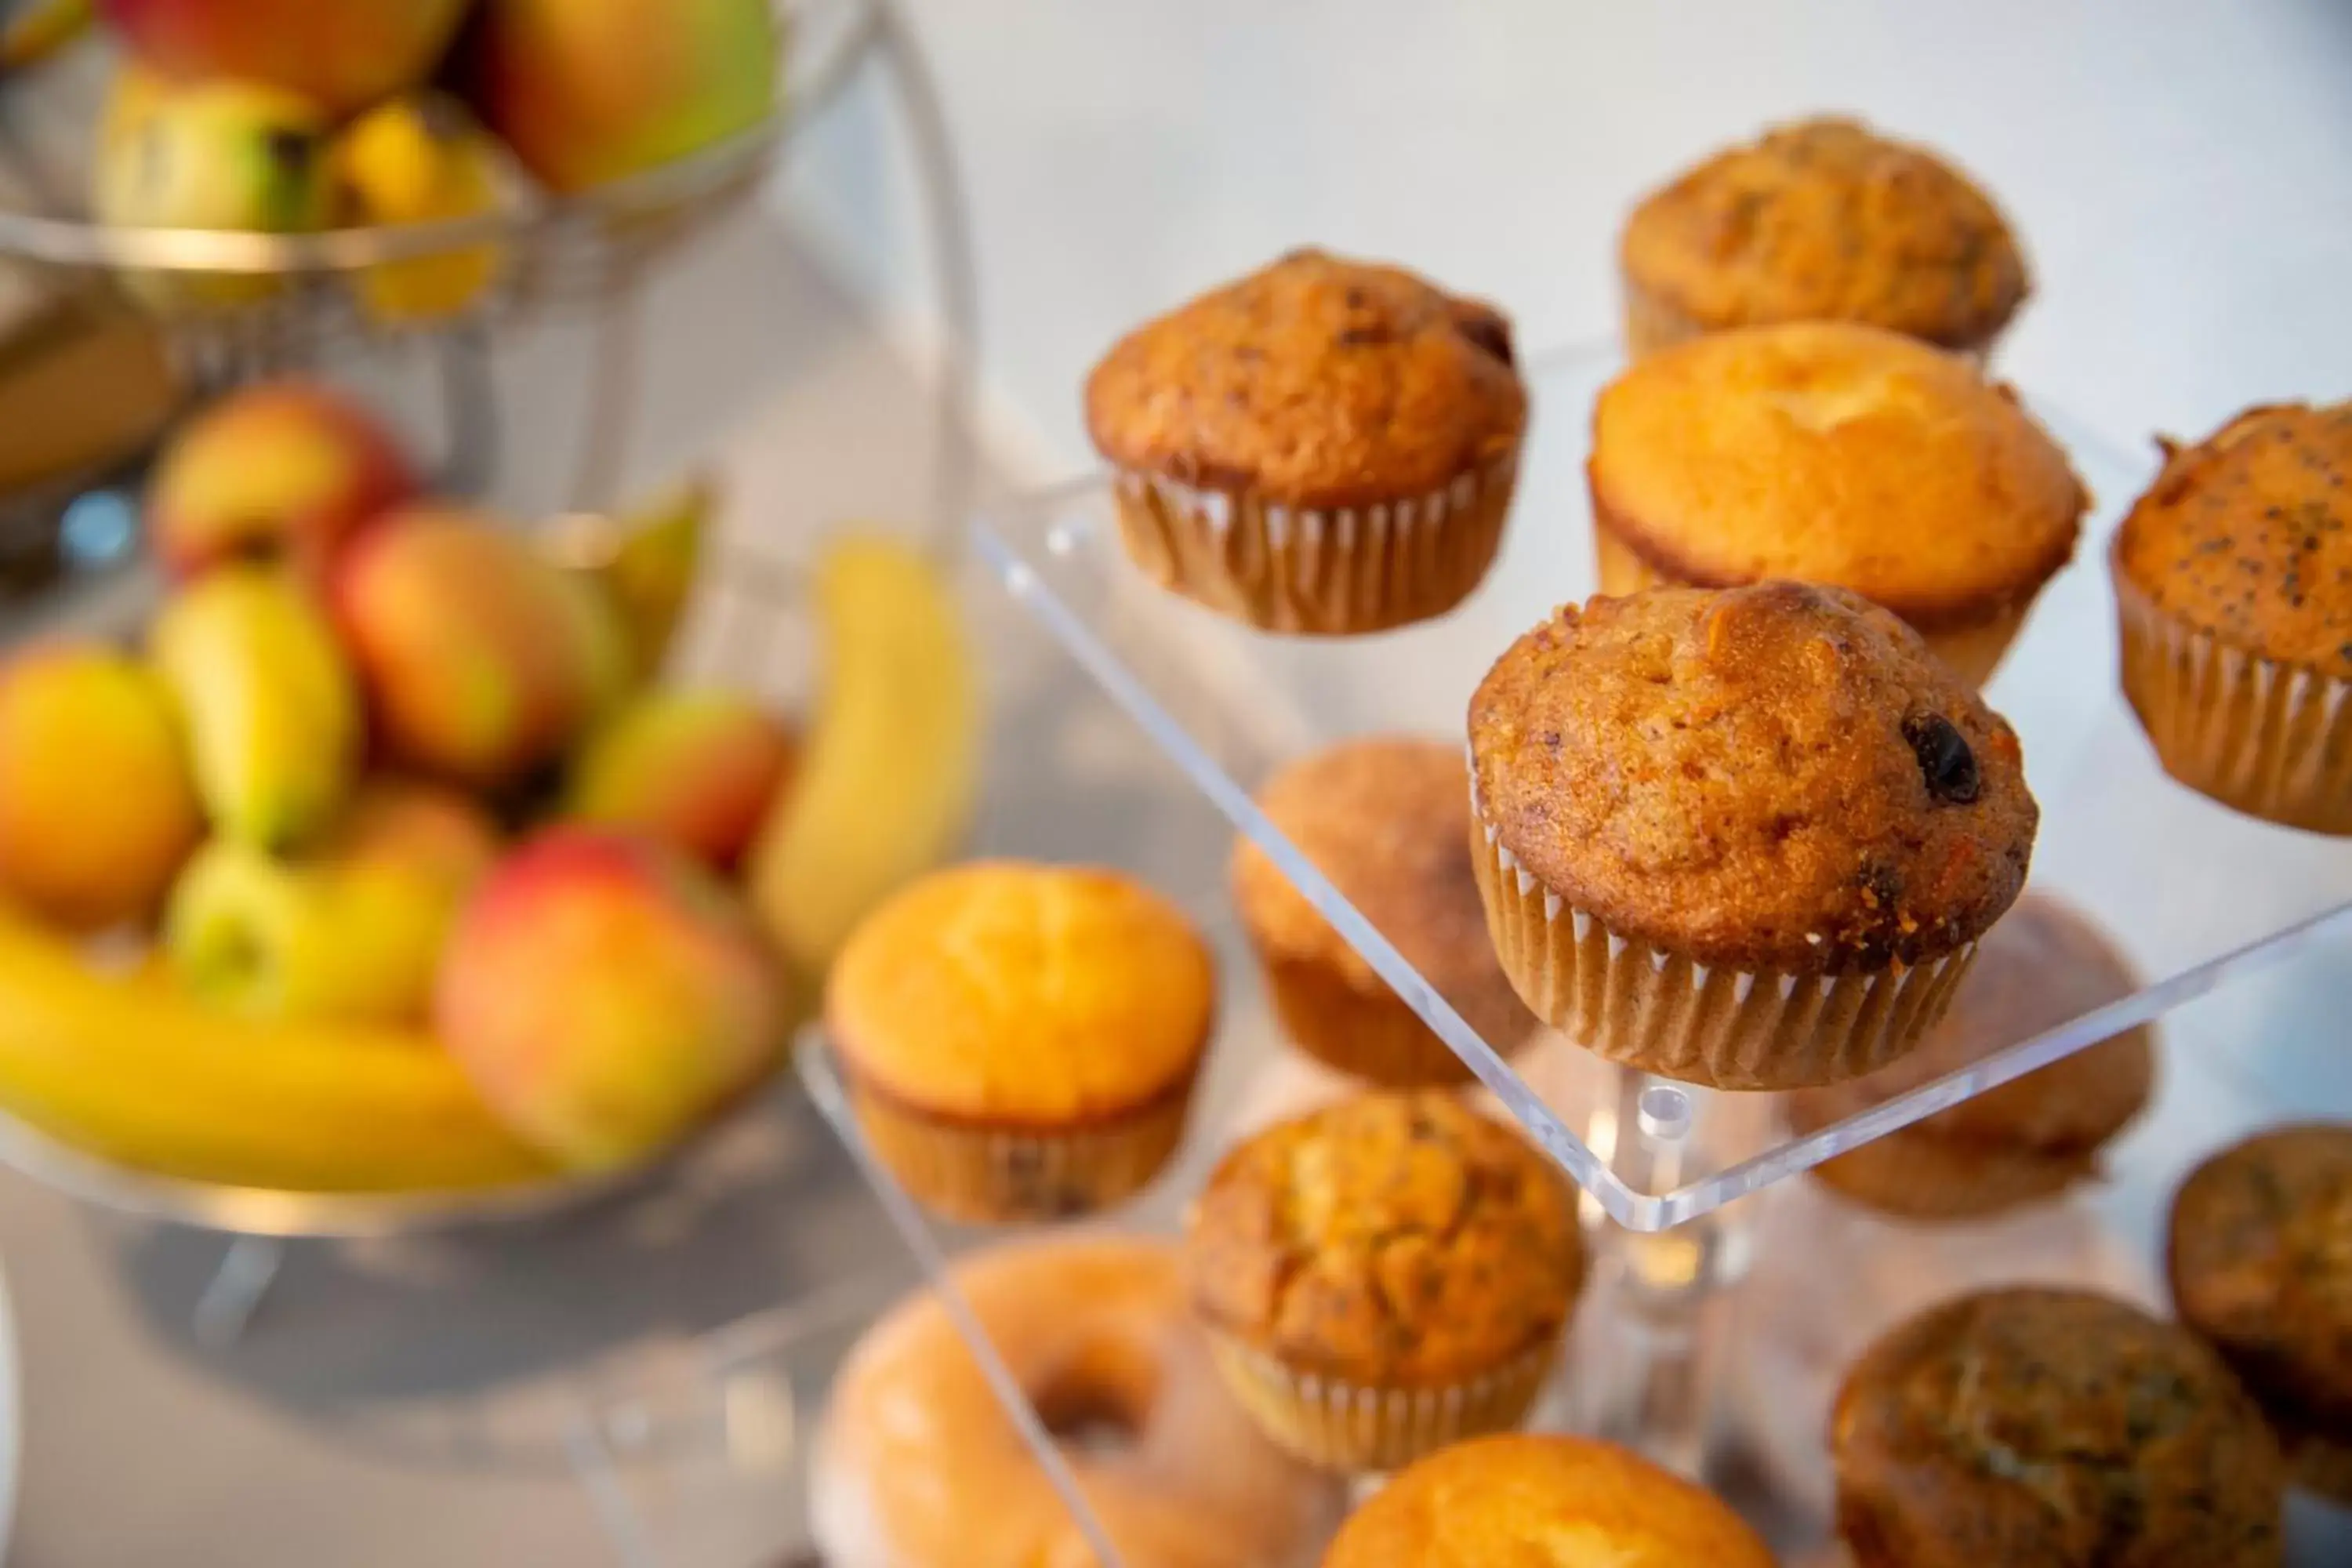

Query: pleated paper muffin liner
[1469,797,1976,1091]
[1589,519,2028,689]
[2113,562,2352,835]
[842,1069,1195,1225]
[1204,1329,1559,1474]
[1109,446,1519,635]
[1618,274,1998,367]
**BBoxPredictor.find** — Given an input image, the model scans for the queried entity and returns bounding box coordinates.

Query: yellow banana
[332,93,506,327]
[746,532,979,982]
[0,901,552,1192]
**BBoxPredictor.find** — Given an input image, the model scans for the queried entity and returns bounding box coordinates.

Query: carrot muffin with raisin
[2169,1123,2352,1504]
[2112,401,2352,833]
[1183,1091,1581,1471]
[1589,320,2086,684]
[826,862,1215,1223]
[1232,736,1536,1087]
[1085,249,1526,635]
[1832,1287,2286,1568]
[1468,581,2038,1091]
[1621,116,2030,360]
[1789,892,2154,1218]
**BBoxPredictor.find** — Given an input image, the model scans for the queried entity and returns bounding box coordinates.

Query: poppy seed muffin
[826,862,1216,1223]
[1468,581,2037,1090]
[1085,249,1527,634]
[2168,1123,2352,1504]
[1832,1287,2286,1568]
[1232,736,1537,1087]
[1789,893,2154,1218]
[1621,116,2030,361]
[1589,321,2087,684]
[1184,1091,1582,1471]
[2112,401,2352,833]
[1319,1434,1776,1568]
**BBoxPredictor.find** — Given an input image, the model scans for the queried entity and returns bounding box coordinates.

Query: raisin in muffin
[1621,115,2029,361]
[1468,581,2038,1090]
[1232,736,1536,1086]
[2112,401,2352,833]
[1183,1091,1581,1471]
[1789,892,2154,1218]
[1832,1287,2286,1567]
[1086,249,1526,634]
[1589,320,2085,685]
[2169,1123,2352,1504]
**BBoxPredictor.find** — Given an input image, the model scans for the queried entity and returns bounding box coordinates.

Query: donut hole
[1033,1338,1163,1457]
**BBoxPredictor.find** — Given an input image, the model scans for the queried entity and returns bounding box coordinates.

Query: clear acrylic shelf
[977,341,2352,1230]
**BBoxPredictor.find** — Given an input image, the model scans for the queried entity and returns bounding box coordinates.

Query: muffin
[1832,1287,2286,1568]
[1183,1091,1582,1471]
[1232,736,1537,1087]
[2111,401,2352,833]
[1588,321,2086,686]
[1084,249,1527,635]
[1620,115,2030,361]
[1788,893,2154,1218]
[825,861,1215,1223]
[1467,581,2037,1090]
[2168,1124,2352,1504]
[1320,1433,1776,1567]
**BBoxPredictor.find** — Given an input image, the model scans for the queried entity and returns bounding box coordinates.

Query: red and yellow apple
[435,829,786,1171]
[332,505,627,789]
[564,690,796,869]
[96,0,470,118]
[0,642,203,931]
[466,0,779,194]
[147,381,416,581]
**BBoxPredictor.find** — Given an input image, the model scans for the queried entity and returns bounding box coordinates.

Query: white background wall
[790,0,2352,473]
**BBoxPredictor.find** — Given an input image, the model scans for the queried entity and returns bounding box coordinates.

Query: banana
[0,0,91,75]
[151,566,361,851]
[746,533,980,982]
[0,900,551,1192]
[332,93,508,328]
[542,476,713,683]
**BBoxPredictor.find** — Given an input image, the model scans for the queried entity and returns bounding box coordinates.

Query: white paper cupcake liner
[1206,1329,1559,1473]
[1111,447,1519,634]
[2114,562,2352,835]
[1468,792,1977,1090]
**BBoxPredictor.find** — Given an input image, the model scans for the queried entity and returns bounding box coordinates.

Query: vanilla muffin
[1086,249,1527,634]
[1232,736,1537,1086]
[1320,1434,1775,1568]
[1589,321,2085,685]
[2112,401,2352,833]
[826,862,1215,1222]
[1468,581,2037,1090]
[1184,1091,1582,1471]
[1832,1287,2285,1567]
[2169,1124,2352,1504]
[1788,893,2154,1218]
[1621,116,2030,361]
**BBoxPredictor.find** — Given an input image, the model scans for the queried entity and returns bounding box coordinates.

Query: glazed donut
[813,1236,1343,1568]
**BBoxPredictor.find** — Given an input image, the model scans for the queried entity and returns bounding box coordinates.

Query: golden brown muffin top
[1231,736,1504,996]
[1788,893,2153,1150]
[1319,1434,1776,1568]
[2111,401,2352,679]
[826,861,1215,1123]
[1083,249,1527,509]
[1621,116,2029,350]
[1184,1091,1581,1386]
[1832,1287,2285,1568]
[1590,322,2085,629]
[2169,1123,2352,1428]
[1468,583,2036,973]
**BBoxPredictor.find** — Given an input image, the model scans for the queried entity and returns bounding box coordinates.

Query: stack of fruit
[0,380,978,1195]
[71,0,782,321]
